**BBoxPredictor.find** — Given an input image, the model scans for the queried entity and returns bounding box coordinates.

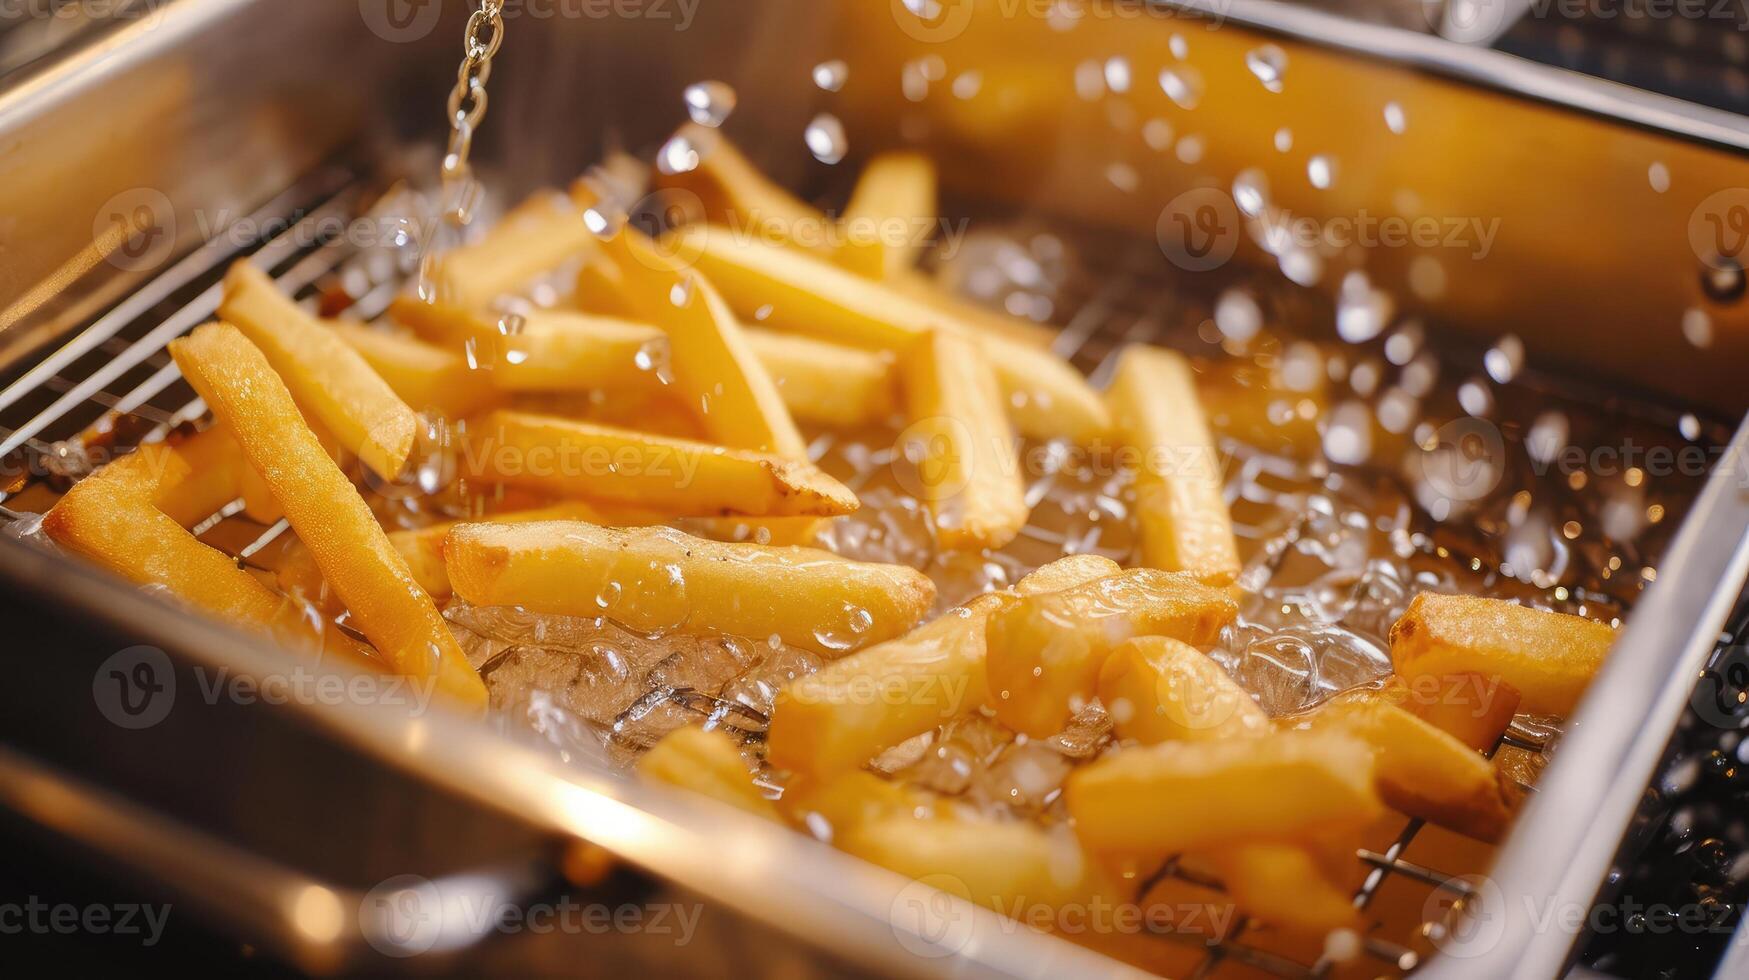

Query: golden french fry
[839,814,1108,915]
[637,726,778,820]
[327,321,500,418]
[387,294,506,352]
[986,571,1239,737]
[1010,553,1122,594]
[1404,672,1523,753]
[218,263,417,479]
[489,313,662,392]
[459,409,857,517]
[837,152,937,280]
[444,520,934,657]
[90,426,244,528]
[1066,731,1382,858]
[275,502,602,609]
[669,226,1109,443]
[597,227,806,457]
[1390,592,1614,717]
[901,329,1029,550]
[426,190,599,309]
[650,123,827,251]
[745,329,897,428]
[766,555,1117,778]
[777,771,934,837]
[1099,636,1270,745]
[1310,697,1513,842]
[1201,844,1360,935]
[169,323,486,707]
[1107,344,1241,586]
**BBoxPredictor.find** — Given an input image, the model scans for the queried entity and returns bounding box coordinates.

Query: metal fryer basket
[2,1,1749,977]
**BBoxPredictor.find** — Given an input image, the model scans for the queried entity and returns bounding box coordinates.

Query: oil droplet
[1336,272,1392,342]
[1215,288,1263,342]
[1174,134,1205,164]
[1682,307,1714,348]
[1385,321,1424,365]
[683,81,736,128]
[656,134,703,175]
[903,59,932,102]
[1484,334,1524,383]
[1232,168,1269,217]
[1526,411,1568,465]
[1308,154,1336,190]
[952,70,983,99]
[1245,44,1287,93]
[1324,401,1373,465]
[1384,102,1407,134]
[1648,161,1671,193]
[1169,33,1188,59]
[1280,248,1323,287]
[1457,376,1494,416]
[1103,56,1131,93]
[1158,68,1201,109]
[812,59,848,92]
[1680,413,1702,440]
[1073,59,1104,101]
[805,113,848,164]
[1274,127,1293,152]
[1106,162,1138,192]
[1142,118,1174,150]
[670,278,696,308]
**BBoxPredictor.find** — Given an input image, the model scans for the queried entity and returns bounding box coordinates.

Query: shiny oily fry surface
[169,323,486,707]
[1107,344,1241,586]
[459,409,857,518]
[444,520,935,658]
[638,725,779,820]
[1066,730,1382,858]
[328,320,500,419]
[218,262,418,480]
[1099,635,1270,745]
[425,190,599,309]
[985,569,1238,737]
[1390,591,1615,716]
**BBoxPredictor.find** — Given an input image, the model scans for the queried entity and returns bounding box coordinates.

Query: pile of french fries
[40,127,1622,958]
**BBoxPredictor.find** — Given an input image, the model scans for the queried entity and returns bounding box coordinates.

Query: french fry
[489,313,662,392]
[1201,845,1360,935]
[1310,697,1514,842]
[1107,345,1241,586]
[837,151,937,280]
[838,814,1108,915]
[766,554,1115,778]
[168,323,486,707]
[1404,672,1523,753]
[901,329,1029,550]
[1098,636,1269,745]
[986,570,1239,737]
[597,227,806,458]
[669,226,1110,443]
[327,321,500,418]
[777,770,935,837]
[218,263,417,479]
[637,725,778,820]
[91,426,244,528]
[275,502,602,609]
[745,329,897,428]
[444,520,934,657]
[387,294,505,352]
[425,189,599,309]
[1066,731,1382,858]
[1014,554,1123,594]
[651,123,827,251]
[1390,592,1615,716]
[459,409,857,517]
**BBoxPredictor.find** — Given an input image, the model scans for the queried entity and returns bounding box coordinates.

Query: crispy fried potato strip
[444,520,934,657]
[1390,592,1614,716]
[1107,344,1241,586]
[985,570,1238,737]
[459,409,856,517]
[425,190,599,309]
[766,555,1117,778]
[219,262,418,479]
[1098,635,1269,745]
[900,329,1029,550]
[327,321,501,418]
[638,726,778,820]
[837,151,937,280]
[1066,731,1382,859]
[169,323,486,707]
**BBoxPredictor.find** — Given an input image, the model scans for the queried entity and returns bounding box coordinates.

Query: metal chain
[442,0,506,187]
